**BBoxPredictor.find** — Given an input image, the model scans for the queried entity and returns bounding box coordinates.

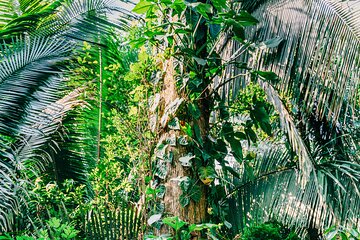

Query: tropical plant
[0,0,134,233]
[131,0,360,238]
[217,0,360,237]
[0,0,359,239]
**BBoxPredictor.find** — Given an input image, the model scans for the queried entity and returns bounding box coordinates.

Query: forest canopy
[0,0,359,239]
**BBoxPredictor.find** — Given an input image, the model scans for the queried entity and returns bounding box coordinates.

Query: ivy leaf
[189,184,201,202]
[148,214,162,225]
[164,151,174,163]
[179,153,195,167]
[149,93,161,112]
[194,123,203,146]
[198,166,216,185]
[180,194,190,207]
[156,185,166,199]
[179,177,191,192]
[155,144,168,159]
[166,134,177,146]
[161,98,184,127]
[168,117,180,130]
[153,160,168,179]
[132,0,154,14]
[188,103,201,120]
[178,135,189,146]
[162,216,187,231]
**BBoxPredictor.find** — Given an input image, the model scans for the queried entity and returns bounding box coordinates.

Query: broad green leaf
[211,0,227,11]
[226,19,245,39]
[188,103,201,120]
[132,0,154,14]
[189,184,201,202]
[245,127,257,143]
[171,0,186,14]
[194,123,203,146]
[222,122,234,141]
[187,2,213,19]
[251,103,272,135]
[235,11,259,26]
[253,70,279,82]
[198,166,216,185]
[228,137,243,163]
[162,216,187,231]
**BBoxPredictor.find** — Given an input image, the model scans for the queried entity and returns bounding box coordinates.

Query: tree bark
[159,58,208,230]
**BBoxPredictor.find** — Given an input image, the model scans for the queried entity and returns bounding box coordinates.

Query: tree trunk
[158,58,208,229]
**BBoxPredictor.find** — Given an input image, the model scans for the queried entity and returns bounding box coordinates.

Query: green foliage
[0,218,79,240]
[324,226,360,240]
[1,0,359,239]
[241,222,300,240]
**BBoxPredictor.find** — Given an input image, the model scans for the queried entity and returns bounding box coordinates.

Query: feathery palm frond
[85,203,143,239]
[0,36,74,135]
[0,0,63,39]
[36,0,135,44]
[225,143,360,237]
[215,0,360,234]
[0,0,20,27]
[240,0,360,126]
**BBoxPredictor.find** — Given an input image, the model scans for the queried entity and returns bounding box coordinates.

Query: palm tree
[0,0,133,232]
[217,0,360,237]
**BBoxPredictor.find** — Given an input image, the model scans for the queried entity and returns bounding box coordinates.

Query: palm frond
[258,80,315,186]
[85,203,143,239]
[0,0,62,39]
[0,36,74,135]
[240,0,360,126]
[225,143,360,237]
[0,0,20,27]
[36,0,134,43]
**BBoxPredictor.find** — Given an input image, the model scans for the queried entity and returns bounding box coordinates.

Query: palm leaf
[225,143,360,237]
[0,0,63,39]
[0,0,20,27]
[36,0,134,43]
[0,36,74,135]
[239,0,360,126]
[85,203,143,239]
